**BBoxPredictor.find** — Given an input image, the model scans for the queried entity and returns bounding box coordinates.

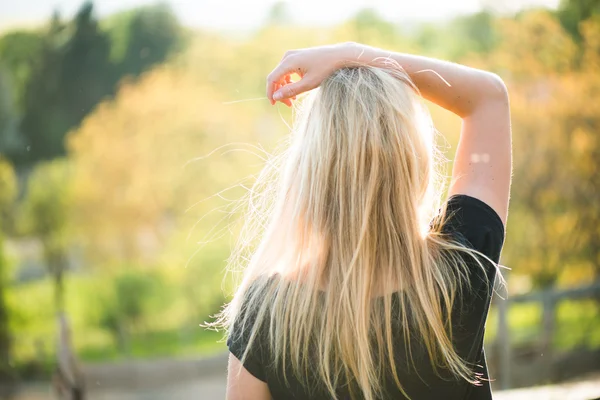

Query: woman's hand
[266,42,359,106]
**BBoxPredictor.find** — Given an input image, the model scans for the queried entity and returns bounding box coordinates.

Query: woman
[220,42,511,399]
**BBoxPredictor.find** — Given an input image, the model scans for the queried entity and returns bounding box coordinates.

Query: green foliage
[8,269,225,366]
[0,31,43,111]
[19,3,114,165]
[96,270,163,353]
[336,8,400,48]
[19,160,70,239]
[104,4,184,77]
[19,160,72,310]
[0,158,17,229]
[0,69,21,157]
[558,0,600,40]
[412,11,498,60]
[447,11,498,58]
[1,2,184,167]
[113,271,159,326]
[0,159,16,381]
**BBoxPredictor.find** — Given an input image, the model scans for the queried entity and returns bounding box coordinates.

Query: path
[11,371,600,399]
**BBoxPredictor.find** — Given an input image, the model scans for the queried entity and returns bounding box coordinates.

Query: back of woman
[217,42,512,400]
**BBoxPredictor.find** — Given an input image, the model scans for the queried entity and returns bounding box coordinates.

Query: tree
[558,0,600,41]
[19,160,72,312]
[59,2,114,131]
[480,11,600,288]
[341,8,397,46]
[16,12,66,166]
[563,18,600,279]
[106,4,183,81]
[14,2,184,167]
[19,3,114,165]
[448,11,498,58]
[413,11,499,60]
[0,31,44,112]
[0,31,44,160]
[98,271,158,355]
[0,70,21,159]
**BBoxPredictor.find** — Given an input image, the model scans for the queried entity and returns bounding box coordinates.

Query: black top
[227,194,505,400]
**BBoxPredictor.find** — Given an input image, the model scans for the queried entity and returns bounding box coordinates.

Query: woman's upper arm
[227,353,272,400]
[448,74,512,225]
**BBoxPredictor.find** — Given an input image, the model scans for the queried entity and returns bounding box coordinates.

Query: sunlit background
[0,0,599,399]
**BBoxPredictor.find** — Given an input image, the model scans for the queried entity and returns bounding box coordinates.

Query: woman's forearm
[346,43,507,118]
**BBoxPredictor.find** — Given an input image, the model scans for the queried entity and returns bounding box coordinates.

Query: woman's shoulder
[433,194,505,263]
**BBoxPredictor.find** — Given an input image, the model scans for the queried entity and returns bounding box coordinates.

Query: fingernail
[273,91,282,101]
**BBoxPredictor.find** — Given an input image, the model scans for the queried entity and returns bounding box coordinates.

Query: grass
[79,327,225,362]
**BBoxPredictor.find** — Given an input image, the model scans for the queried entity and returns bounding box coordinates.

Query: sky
[0,0,561,32]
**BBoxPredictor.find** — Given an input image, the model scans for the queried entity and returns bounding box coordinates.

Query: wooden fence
[493,280,600,389]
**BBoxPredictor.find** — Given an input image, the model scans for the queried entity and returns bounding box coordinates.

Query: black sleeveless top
[227,194,505,399]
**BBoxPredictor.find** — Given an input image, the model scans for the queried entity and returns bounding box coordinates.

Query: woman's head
[275,64,440,283]
[301,65,434,206]
[218,64,486,400]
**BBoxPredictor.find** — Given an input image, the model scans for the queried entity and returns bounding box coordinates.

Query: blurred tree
[58,2,114,133]
[344,8,397,45]
[0,158,16,385]
[19,160,72,312]
[565,18,600,279]
[489,12,600,288]
[491,10,577,78]
[18,11,70,165]
[0,31,44,112]
[447,11,498,58]
[413,23,443,55]
[98,271,158,354]
[16,2,184,167]
[0,70,21,160]
[67,55,264,268]
[106,4,184,78]
[0,32,44,160]
[558,0,600,41]
[413,12,498,60]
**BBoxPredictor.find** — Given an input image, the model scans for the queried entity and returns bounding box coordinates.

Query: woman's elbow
[485,72,509,101]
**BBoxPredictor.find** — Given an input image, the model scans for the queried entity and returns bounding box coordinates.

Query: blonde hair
[215,64,493,399]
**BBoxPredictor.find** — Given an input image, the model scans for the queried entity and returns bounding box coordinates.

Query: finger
[273,76,317,101]
[272,80,285,105]
[267,59,299,101]
[274,81,292,107]
[266,75,276,103]
[267,80,275,105]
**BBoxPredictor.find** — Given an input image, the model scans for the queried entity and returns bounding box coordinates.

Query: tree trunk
[54,266,65,314]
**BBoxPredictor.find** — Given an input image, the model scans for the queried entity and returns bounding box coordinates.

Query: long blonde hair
[216,64,493,399]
